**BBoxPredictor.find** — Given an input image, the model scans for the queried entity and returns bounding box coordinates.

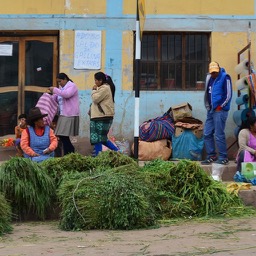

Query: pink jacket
[52,81,80,116]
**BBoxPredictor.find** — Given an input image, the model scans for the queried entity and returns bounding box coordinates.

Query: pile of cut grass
[57,156,255,231]
[0,157,55,219]
[41,153,96,188]
[140,159,250,218]
[0,153,255,231]
[58,166,155,230]
[0,193,12,235]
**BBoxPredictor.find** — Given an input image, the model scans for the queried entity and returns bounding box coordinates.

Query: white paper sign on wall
[0,44,13,56]
[74,30,102,70]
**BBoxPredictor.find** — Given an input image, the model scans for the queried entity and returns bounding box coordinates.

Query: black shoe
[201,156,217,165]
[215,159,229,165]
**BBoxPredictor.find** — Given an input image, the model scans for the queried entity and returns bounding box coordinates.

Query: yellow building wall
[124,0,254,15]
[2,0,253,15]
[64,0,106,15]
[59,30,106,90]
[211,32,256,83]
[0,0,106,15]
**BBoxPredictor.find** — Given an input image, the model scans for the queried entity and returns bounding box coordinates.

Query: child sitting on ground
[15,114,27,157]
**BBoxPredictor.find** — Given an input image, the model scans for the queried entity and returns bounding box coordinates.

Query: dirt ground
[0,217,256,256]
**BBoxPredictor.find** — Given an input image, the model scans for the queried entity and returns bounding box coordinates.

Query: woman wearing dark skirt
[48,73,80,155]
[89,72,118,156]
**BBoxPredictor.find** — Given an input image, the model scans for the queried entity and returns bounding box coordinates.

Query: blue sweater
[204,67,232,112]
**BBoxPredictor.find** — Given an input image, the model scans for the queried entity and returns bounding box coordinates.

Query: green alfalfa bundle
[0,193,12,235]
[0,157,55,219]
[41,151,137,189]
[140,159,255,218]
[167,159,251,217]
[58,164,156,230]
[93,150,138,171]
[139,159,193,218]
[41,153,97,188]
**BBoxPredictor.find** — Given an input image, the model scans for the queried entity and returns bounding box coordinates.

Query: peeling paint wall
[0,0,256,156]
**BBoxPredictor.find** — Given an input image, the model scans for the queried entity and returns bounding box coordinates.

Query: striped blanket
[139,112,175,142]
[36,93,58,126]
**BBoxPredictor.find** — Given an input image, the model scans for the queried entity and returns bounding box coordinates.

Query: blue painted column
[105,0,123,91]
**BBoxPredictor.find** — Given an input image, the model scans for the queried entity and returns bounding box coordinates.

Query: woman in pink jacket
[48,73,80,155]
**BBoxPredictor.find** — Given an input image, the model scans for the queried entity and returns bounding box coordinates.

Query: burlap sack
[132,139,172,161]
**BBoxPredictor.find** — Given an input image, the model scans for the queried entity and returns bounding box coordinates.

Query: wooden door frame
[0,34,59,114]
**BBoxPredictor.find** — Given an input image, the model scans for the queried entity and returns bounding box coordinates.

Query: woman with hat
[20,107,58,162]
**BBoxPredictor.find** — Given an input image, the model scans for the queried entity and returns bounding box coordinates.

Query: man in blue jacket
[201,61,232,165]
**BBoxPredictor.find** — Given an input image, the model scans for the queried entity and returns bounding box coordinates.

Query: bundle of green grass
[58,168,155,230]
[0,193,12,236]
[41,151,138,188]
[140,159,251,218]
[41,153,97,188]
[57,151,147,230]
[0,152,254,230]
[0,157,55,220]
[57,153,255,231]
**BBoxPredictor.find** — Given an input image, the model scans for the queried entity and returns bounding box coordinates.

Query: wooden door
[0,35,58,136]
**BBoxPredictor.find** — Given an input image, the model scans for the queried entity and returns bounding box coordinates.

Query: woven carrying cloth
[139,112,175,142]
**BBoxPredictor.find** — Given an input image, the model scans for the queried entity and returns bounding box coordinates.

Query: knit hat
[209,61,220,73]
[27,107,48,123]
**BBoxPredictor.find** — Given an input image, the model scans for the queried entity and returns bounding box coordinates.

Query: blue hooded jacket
[204,67,232,113]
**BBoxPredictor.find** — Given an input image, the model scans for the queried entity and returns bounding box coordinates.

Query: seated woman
[236,116,256,172]
[20,107,58,163]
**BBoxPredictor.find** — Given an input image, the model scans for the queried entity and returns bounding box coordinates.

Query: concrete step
[239,186,256,207]
[200,160,237,182]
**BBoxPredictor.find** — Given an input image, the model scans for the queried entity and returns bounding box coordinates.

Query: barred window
[138,32,210,91]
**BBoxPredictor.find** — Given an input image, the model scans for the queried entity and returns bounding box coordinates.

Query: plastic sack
[131,139,172,161]
[115,139,131,156]
[211,163,225,181]
[172,129,204,160]
[234,171,256,185]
